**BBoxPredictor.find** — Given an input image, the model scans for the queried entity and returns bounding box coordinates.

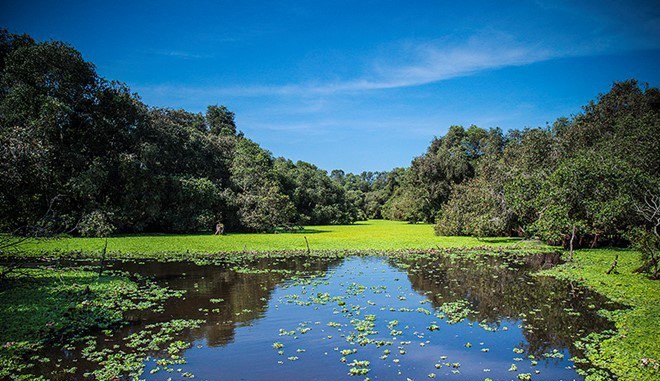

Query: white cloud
[137,21,656,101]
[145,49,212,59]
[137,32,563,100]
[365,32,556,88]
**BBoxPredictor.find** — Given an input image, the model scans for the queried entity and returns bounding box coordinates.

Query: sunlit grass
[18,220,542,255]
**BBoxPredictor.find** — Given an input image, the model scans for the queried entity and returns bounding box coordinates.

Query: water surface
[41,254,617,380]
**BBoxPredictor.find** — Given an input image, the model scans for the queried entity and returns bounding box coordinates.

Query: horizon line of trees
[1,29,658,272]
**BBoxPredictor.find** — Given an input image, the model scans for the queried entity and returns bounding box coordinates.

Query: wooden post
[606,254,619,275]
[98,238,108,277]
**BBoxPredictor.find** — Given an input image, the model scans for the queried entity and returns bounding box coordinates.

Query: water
[39,254,618,380]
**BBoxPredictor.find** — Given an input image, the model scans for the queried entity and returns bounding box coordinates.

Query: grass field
[17,219,540,256]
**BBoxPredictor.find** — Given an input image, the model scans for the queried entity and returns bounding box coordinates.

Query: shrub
[78,211,115,237]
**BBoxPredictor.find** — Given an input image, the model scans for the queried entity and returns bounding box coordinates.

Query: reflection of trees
[393,254,619,357]
[32,258,343,380]
[115,257,339,347]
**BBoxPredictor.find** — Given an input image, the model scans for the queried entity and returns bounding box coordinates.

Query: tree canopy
[1,29,658,254]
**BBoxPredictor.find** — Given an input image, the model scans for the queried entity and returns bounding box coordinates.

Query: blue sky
[2,0,659,173]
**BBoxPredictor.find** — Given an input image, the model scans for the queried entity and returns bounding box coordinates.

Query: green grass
[542,248,660,381]
[18,220,539,256]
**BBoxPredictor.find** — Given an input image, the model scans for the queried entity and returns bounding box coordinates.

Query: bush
[628,227,660,278]
[78,211,115,237]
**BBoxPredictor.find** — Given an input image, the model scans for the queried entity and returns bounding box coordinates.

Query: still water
[44,254,618,380]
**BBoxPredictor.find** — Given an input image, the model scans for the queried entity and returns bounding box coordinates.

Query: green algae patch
[541,248,660,381]
[0,266,186,380]
[16,220,547,257]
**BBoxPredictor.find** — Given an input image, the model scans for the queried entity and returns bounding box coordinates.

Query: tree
[206,105,237,136]
[630,191,660,278]
[556,79,659,177]
[532,152,647,250]
[384,125,503,223]
[435,176,512,238]
[502,126,560,235]
[235,181,295,233]
[230,138,295,232]
[275,159,357,225]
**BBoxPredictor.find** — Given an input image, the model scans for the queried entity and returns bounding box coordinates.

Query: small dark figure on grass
[214,222,225,235]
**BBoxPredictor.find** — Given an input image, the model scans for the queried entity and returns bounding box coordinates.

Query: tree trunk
[569,225,576,261]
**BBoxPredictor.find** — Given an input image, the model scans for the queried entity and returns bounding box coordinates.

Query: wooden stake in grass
[98,238,108,277]
[605,254,618,275]
[304,236,310,254]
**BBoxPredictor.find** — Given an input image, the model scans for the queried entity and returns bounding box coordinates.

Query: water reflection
[111,257,341,347]
[38,254,617,381]
[395,254,619,356]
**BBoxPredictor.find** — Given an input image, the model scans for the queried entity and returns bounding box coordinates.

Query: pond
[37,253,619,380]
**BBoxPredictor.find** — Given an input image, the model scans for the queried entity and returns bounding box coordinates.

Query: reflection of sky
[147,256,583,381]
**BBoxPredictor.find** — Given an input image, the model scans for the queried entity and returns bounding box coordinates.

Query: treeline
[379,81,659,251]
[0,30,359,235]
[1,30,658,255]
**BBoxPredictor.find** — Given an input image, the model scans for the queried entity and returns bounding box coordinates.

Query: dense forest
[1,30,658,259]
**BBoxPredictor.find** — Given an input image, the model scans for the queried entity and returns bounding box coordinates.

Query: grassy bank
[17,220,539,256]
[541,248,660,381]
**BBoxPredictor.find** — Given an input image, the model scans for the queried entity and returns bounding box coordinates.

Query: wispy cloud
[137,21,656,101]
[137,32,567,99]
[145,49,212,59]
[365,32,556,89]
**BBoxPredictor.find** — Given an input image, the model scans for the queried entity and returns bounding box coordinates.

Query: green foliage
[0,30,360,235]
[435,177,512,237]
[206,104,236,136]
[382,184,426,223]
[235,181,296,233]
[230,138,296,232]
[78,210,116,237]
[166,176,221,232]
[432,81,658,247]
[557,80,659,177]
[532,152,647,243]
[628,227,660,277]
[339,169,402,220]
[386,125,503,223]
[275,159,358,225]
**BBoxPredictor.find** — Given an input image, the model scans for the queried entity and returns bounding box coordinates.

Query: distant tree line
[0,30,358,235]
[1,30,658,267]
[377,79,658,269]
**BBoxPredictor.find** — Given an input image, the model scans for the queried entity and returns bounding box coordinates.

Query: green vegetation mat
[17,220,542,256]
[542,249,660,381]
[0,267,186,380]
